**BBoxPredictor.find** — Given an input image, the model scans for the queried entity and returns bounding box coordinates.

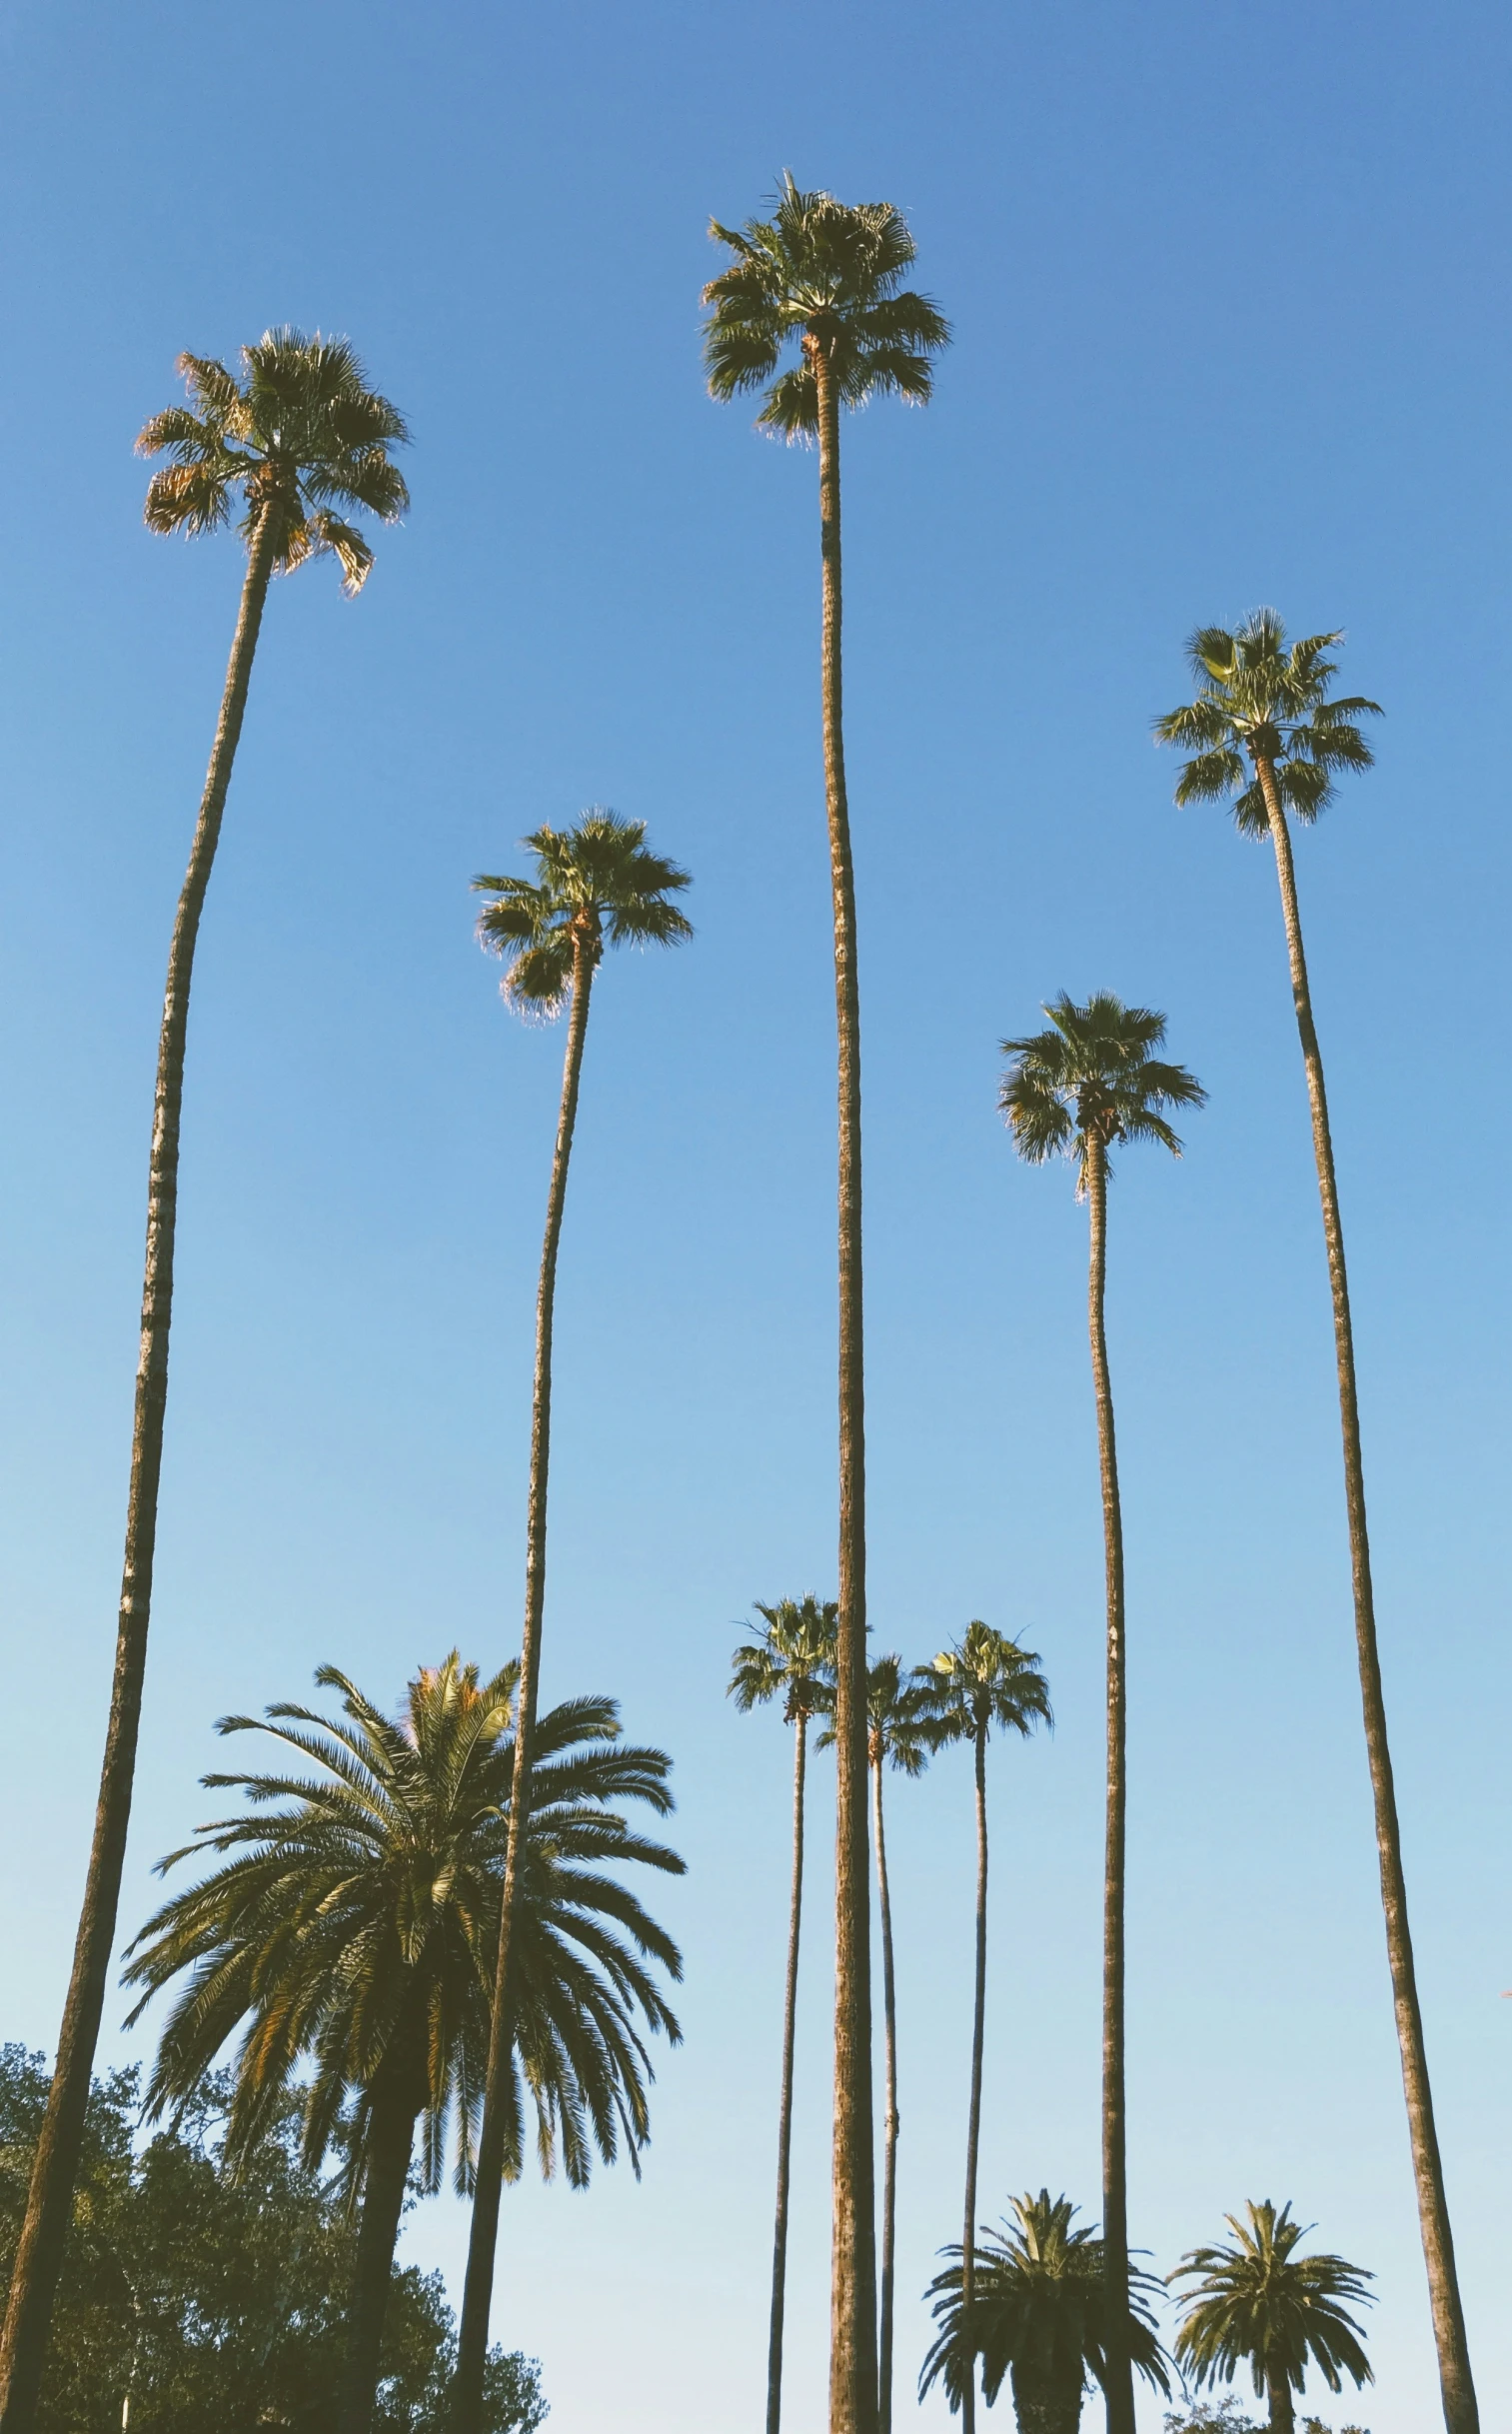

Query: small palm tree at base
[1000,994,1204,2434]
[1170,2201,1373,2434]
[0,331,409,2434]
[914,1627,1052,2434]
[919,2190,1170,2434]
[729,1597,839,2434]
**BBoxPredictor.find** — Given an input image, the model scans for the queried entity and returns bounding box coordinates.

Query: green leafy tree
[454,813,692,2433]
[0,330,409,2434]
[919,2190,1170,2434]
[1154,616,1476,2434]
[1000,993,1203,2434]
[729,1598,839,2434]
[913,1627,1051,2434]
[704,175,948,2434]
[121,1656,683,2434]
[0,2047,546,2433]
[1170,2202,1373,2434]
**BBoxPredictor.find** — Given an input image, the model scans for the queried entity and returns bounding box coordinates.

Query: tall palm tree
[704,175,948,2434]
[1171,2201,1373,2434]
[1154,617,1478,2434]
[914,1624,1052,2434]
[0,330,409,2434]
[452,813,692,2431]
[827,1656,934,2434]
[121,1654,684,2434]
[1000,995,1204,2434]
[920,2190,1171,2434]
[730,1596,839,2434]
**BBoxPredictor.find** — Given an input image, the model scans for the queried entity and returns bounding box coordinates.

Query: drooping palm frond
[474,810,693,1017]
[1153,610,1382,836]
[818,1651,935,1776]
[1000,992,1206,1192]
[728,1595,838,1726]
[703,172,950,441]
[1170,2201,1374,2410]
[913,1620,1052,1754]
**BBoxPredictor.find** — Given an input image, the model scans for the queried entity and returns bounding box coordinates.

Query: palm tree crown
[915,1621,1052,1751]
[703,171,950,437]
[123,1654,685,2193]
[817,1651,933,1774]
[1170,2202,1373,2419]
[729,1596,838,1727]
[920,2190,1171,2422]
[474,811,693,1012]
[136,327,410,592]
[1151,611,1381,838]
[1000,993,1206,1188]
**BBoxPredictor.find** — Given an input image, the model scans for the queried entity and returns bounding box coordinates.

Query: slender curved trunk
[1264,2363,1295,2434]
[336,2083,419,2434]
[1255,760,1478,2434]
[959,1724,989,2434]
[0,526,277,2434]
[766,1716,809,2434]
[811,340,876,2434]
[870,1753,899,2434]
[1083,1135,1133,2434]
[453,936,598,2432]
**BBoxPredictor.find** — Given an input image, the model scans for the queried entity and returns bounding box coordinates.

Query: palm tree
[704,176,948,2434]
[451,812,692,2430]
[1000,994,1204,2434]
[1171,2201,1373,2434]
[121,1653,684,2434]
[1154,617,1478,2434]
[730,1596,839,2434]
[920,2190,1171,2434]
[0,330,409,2434]
[914,1624,1051,2434]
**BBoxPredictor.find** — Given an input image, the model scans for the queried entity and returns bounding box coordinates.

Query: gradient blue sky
[2,2,1509,2428]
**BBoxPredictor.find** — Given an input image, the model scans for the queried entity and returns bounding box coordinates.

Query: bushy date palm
[0,329,409,2434]
[122,1655,683,2434]
[704,178,947,2434]
[1170,2202,1372,2434]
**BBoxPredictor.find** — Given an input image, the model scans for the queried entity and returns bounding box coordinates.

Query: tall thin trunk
[1084,1135,1133,2434]
[1264,2363,1295,2434]
[336,2083,419,2434]
[453,934,598,2432]
[1255,760,1478,2434]
[870,1753,899,2434]
[0,526,277,2434]
[766,1716,809,2434]
[959,1723,989,2434]
[811,339,876,2434]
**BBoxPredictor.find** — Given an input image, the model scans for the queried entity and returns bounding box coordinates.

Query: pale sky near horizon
[1,2,1510,2429]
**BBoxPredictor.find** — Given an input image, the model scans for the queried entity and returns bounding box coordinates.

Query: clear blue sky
[1,2,1508,2427]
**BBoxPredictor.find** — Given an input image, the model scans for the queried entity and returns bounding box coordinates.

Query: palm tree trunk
[960,1724,989,2434]
[811,340,876,2434]
[0,526,277,2434]
[453,935,598,2434]
[336,2085,419,2434]
[766,1716,809,2434]
[1084,1135,1134,2434]
[1264,2364,1295,2434]
[871,1754,899,2434]
[1254,759,1478,2434]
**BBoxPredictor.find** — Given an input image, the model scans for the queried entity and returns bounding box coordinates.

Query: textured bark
[336,2083,419,2434]
[453,936,598,2432]
[959,1724,989,2434]
[0,527,276,2434]
[1083,1136,1134,2434]
[1265,2363,1295,2434]
[1009,2361,1084,2434]
[765,1716,809,2434]
[871,1752,899,2434]
[1255,759,1478,2434]
[811,339,877,2434]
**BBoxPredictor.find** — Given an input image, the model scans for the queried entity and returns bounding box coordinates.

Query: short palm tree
[1000,993,1204,2434]
[0,329,409,2434]
[1154,617,1478,2434]
[914,1625,1051,2434]
[1170,2201,1373,2434]
[920,2190,1170,2434]
[453,812,692,2431]
[121,1654,684,2434]
[705,177,948,2434]
[730,1596,839,2434]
